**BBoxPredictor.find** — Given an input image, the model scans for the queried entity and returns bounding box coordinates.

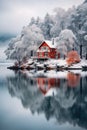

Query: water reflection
[7,70,87,129]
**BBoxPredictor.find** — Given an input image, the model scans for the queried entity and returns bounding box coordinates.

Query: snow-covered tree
[29,17,36,26]
[41,13,54,40]
[50,7,75,38]
[5,24,44,61]
[68,0,87,58]
[50,8,66,38]
[55,29,77,57]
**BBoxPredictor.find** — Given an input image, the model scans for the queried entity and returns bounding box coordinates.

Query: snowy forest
[5,0,87,61]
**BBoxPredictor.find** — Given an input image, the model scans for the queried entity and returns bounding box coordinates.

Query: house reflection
[36,72,80,95]
[37,78,60,95]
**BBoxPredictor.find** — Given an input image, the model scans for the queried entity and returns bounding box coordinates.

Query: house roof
[38,40,56,49]
[44,40,56,48]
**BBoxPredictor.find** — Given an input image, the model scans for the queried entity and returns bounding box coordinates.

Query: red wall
[37,42,57,59]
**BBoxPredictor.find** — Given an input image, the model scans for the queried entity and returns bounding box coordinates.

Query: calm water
[0,63,87,130]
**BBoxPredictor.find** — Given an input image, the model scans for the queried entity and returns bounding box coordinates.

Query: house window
[44,47,47,50]
[39,52,42,57]
[41,46,49,51]
[51,48,54,52]
[44,52,48,57]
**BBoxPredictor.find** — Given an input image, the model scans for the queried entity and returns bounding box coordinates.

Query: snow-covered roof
[45,40,56,48]
[37,40,56,49]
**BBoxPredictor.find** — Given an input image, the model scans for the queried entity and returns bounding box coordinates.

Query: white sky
[0,0,84,35]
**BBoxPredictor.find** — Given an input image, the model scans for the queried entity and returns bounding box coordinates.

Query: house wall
[37,42,58,59]
[49,48,56,58]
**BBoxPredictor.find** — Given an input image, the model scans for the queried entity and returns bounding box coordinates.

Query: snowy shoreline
[7,59,87,71]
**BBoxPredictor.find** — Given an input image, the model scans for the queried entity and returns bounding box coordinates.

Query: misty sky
[0,0,84,35]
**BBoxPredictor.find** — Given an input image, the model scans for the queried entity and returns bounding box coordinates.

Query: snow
[55,29,76,56]
[69,59,87,69]
[45,40,56,48]
[45,59,67,66]
[45,59,87,69]
[45,88,58,97]
[27,59,34,64]
[59,29,76,40]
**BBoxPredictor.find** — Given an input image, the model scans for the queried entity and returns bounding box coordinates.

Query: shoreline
[7,59,87,71]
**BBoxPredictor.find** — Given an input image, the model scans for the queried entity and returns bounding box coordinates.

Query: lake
[0,63,87,130]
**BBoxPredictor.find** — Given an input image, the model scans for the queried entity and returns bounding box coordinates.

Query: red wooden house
[37,40,60,59]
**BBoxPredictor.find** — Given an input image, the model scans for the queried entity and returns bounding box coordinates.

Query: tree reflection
[7,71,44,112]
[7,70,87,129]
[67,72,80,87]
